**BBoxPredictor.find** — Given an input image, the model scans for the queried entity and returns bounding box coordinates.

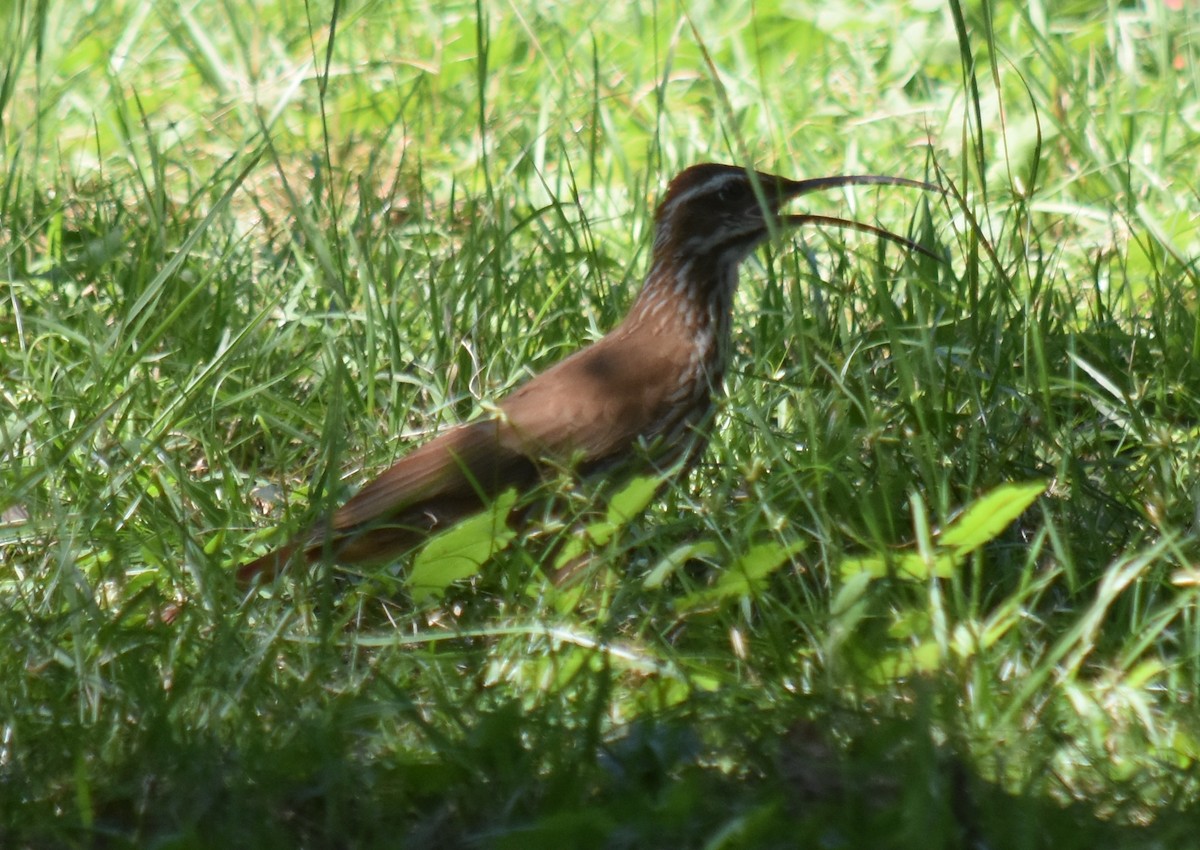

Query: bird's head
[653,162,937,266]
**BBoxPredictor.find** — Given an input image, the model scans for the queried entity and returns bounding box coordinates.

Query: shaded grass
[3,0,1200,846]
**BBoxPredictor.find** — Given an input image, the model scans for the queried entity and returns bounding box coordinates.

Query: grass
[3,0,1200,846]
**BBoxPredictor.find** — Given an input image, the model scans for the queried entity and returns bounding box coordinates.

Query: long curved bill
[782,213,940,260]
[771,174,942,261]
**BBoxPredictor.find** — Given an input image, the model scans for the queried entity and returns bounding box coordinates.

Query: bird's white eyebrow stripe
[662,172,745,216]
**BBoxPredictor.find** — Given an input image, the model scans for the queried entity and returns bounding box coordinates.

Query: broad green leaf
[939,481,1047,555]
[551,474,664,573]
[839,551,954,581]
[687,673,722,693]
[838,554,888,580]
[408,489,519,603]
[838,482,1045,583]
[605,474,661,525]
[887,609,931,641]
[895,551,956,580]
[550,535,588,575]
[828,571,873,653]
[959,606,1022,656]
[862,639,941,683]
[830,570,873,620]
[203,529,224,555]
[642,540,720,589]
[674,539,804,614]
[1125,658,1165,690]
[1169,728,1200,765]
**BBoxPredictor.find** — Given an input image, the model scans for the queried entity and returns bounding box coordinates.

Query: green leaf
[408,489,519,604]
[605,474,661,526]
[838,554,888,580]
[862,639,942,683]
[838,551,955,581]
[895,551,957,580]
[674,539,804,614]
[838,482,1046,584]
[551,474,664,573]
[828,570,873,654]
[938,481,1047,556]
[642,540,720,589]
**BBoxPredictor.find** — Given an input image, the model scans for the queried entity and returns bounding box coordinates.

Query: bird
[237,163,936,584]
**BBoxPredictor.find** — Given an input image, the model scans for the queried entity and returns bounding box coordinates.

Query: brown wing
[329,418,530,531]
[238,418,538,580]
[499,329,692,464]
[238,329,693,581]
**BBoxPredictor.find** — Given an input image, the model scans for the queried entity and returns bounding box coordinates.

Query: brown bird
[238,163,935,583]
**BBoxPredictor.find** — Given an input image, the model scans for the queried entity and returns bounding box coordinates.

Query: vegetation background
[2,0,1199,846]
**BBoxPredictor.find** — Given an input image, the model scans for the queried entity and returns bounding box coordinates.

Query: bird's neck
[618,252,743,386]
